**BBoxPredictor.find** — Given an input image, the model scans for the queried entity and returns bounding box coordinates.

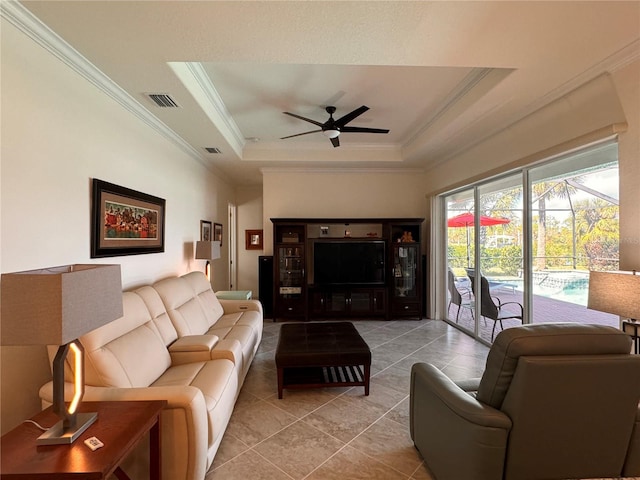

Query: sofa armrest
[219,299,263,315]
[168,335,219,365]
[410,363,511,480]
[39,382,209,480]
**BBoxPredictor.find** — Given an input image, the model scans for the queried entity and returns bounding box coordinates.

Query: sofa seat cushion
[215,311,262,334]
[152,358,238,446]
[207,316,260,373]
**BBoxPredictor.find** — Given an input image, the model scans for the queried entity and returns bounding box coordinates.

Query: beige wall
[262,169,428,254]
[612,60,640,270]
[0,19,234,433]
[236,186,263,295]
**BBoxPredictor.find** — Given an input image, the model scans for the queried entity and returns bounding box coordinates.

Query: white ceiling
[17,1,640,185]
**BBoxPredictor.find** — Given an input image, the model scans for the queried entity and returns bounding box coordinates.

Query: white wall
[0,19,234,432]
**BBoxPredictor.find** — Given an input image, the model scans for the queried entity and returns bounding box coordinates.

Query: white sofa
[39,271,263,480]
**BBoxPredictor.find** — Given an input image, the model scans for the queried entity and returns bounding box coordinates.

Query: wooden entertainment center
[272,218,424,321]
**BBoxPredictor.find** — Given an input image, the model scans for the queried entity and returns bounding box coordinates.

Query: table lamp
[1,264,123,445]
[195,240,221,281]
[587,270,640,322]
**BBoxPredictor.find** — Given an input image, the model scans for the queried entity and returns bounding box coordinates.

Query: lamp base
[36,412,97,445]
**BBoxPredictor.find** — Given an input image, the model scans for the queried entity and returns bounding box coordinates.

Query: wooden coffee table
[275,321,371,399]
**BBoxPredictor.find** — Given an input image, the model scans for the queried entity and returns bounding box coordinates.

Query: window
[441,141,619,343]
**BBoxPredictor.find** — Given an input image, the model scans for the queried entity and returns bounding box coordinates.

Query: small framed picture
[200,220,212,241]
[214,223,223,247]
[245,229,263,250]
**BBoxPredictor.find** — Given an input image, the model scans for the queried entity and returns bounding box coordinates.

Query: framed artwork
[91,178,165,258]
[200,220,212,241]
[214,223,223,247]
[245,229,263,250]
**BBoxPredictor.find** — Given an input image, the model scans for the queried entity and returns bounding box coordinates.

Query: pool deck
[448,288,620,343]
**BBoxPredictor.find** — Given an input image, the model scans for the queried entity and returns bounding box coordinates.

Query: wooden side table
[0,400,166,480]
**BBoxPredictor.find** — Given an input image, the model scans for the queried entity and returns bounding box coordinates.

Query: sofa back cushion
[181,271,224,324]
[81,291,171,387]
[476,323,632,409]
[134,285,179,347]
[153,276,211,336]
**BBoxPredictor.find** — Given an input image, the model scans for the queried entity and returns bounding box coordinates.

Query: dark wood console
[272,218,424,321]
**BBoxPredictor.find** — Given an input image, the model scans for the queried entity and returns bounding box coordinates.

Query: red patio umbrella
[447,212,510,266]
[447,212,511,228]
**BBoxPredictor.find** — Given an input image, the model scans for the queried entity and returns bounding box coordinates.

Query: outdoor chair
[468,272,523,339]
[410,323,640,480]
[447,269,473,323]
[478,275,523,339]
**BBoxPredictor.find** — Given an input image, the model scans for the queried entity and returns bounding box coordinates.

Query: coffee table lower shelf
[278,364,370,398]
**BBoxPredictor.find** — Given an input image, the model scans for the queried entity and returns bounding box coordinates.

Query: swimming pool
[500,270,590,306]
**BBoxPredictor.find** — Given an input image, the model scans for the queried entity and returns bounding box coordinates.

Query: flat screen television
[313,240,385,285]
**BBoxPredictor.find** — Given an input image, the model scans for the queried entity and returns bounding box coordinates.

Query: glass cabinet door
[278,246,303,290]
[393,245,418,298]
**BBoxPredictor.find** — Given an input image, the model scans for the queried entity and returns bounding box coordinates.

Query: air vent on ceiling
[205,147,222,154]
[147,93,180,108]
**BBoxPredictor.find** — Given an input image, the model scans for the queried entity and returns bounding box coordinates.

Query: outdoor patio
[447,288,620,344]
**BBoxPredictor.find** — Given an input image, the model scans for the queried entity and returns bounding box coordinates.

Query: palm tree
[531,180,577,270]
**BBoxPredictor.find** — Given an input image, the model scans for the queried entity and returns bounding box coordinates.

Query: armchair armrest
[410,363,511,480]
[219,299,263,315]
[455,377,481,393]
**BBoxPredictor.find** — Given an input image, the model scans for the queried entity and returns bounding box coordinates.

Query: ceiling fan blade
[340,126,390,134]
[283,112,324,127]
[280,129,322,139]
[330,136,340,148]
[334,105,369,128]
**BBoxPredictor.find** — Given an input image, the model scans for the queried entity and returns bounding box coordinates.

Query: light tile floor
[205,319,639,480]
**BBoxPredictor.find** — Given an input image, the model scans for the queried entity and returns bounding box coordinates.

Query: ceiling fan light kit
[281,105,389,148]
[323,129,340,139]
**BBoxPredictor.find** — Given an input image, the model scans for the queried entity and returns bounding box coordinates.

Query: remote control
[84,436,104,451]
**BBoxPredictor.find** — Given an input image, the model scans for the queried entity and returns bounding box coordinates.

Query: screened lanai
[442,141,620,344]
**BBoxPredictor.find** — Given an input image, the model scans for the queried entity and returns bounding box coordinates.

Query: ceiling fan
[280,105,389,147]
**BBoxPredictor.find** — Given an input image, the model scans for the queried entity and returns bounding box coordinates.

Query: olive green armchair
[410,323,640,480]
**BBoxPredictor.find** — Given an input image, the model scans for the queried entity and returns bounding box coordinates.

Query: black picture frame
[214,223,223,247]
[200,220,212,241]
[91,178,166,258]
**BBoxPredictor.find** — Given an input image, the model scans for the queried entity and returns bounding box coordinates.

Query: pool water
[501,271,590,306]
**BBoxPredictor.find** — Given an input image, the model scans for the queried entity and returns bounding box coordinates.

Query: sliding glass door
[442,141,619,343]
[528,143,619,327]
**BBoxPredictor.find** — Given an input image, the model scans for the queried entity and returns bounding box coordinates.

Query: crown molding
[169,62,245,158]
[260,167,424,175]
[0,1,220,173]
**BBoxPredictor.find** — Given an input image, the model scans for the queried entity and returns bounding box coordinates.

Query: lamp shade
[1,264,123,346]
[587,270,640,320]
[195,240,221,260]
